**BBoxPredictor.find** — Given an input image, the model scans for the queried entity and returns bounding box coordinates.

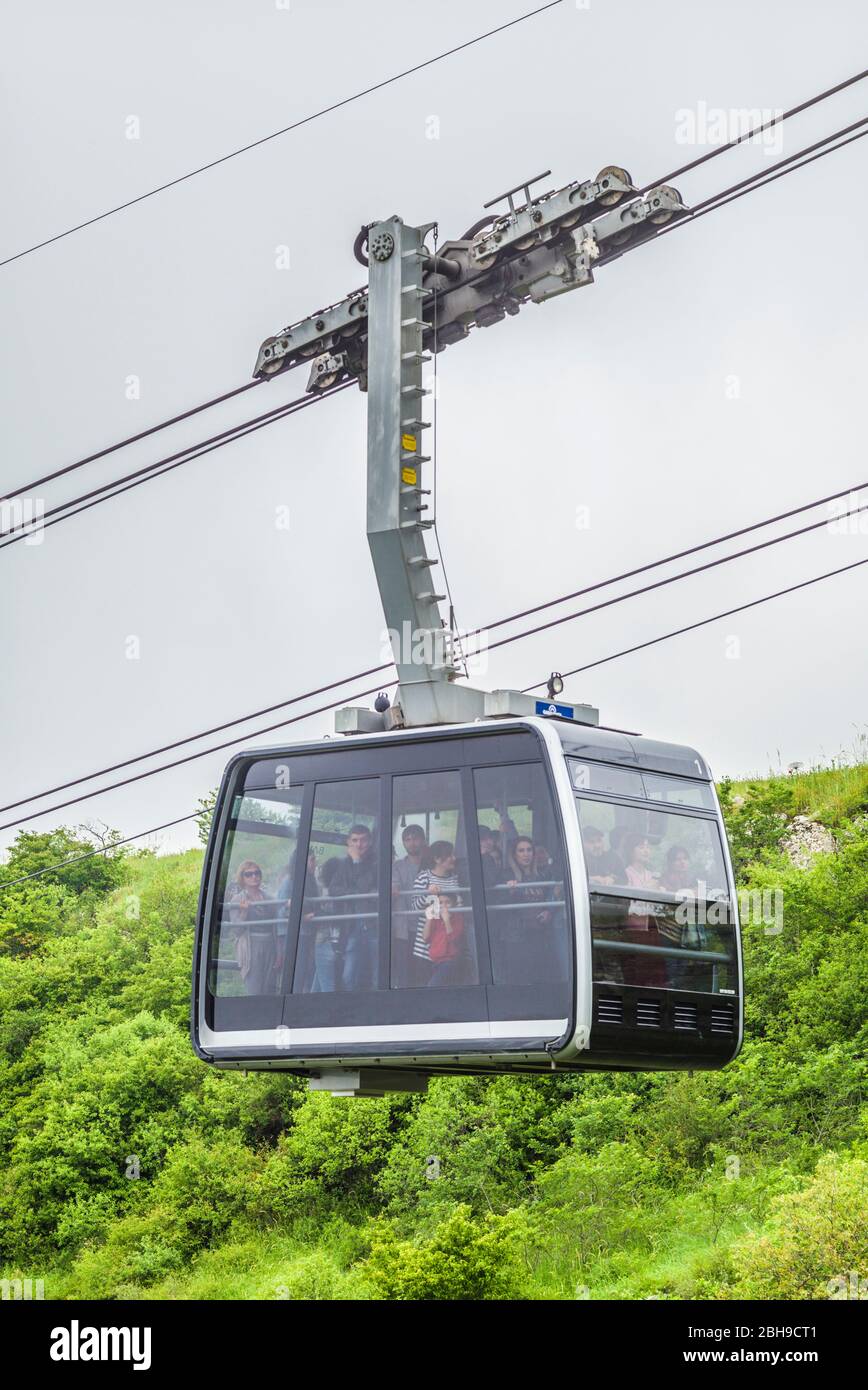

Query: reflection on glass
[590,894,736,994]
[569,761,644,799]
[210,779,303,998]
[474,764,568,986]
[576,797,728,897]
[294,779,380,995]
[642,773,716,810]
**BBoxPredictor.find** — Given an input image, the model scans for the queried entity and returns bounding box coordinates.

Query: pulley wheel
[648,185,682,224]
[595,166,633,206]
[258,337,287,376]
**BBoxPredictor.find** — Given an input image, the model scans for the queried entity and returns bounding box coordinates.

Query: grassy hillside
[727,734,868,825]
[1,767,867,1301]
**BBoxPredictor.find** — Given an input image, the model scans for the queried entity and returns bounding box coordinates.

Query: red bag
[427,916,463,963]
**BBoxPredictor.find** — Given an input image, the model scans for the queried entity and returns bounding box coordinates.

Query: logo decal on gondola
[535,698,575,719]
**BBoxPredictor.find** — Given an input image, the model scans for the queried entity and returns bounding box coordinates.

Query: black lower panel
[282,986,486,1028]
[209,980,572,1034]
[589,983,740,1067]
[211,995,283,1032]
[487,982,571,1022]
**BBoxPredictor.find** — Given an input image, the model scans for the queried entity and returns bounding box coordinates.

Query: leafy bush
[732,1155,868,1299]
[717,777,792,877]
[272,1249,370,1301]
[0,1013,205,1262]
[68,1209,186,1298]
[253,1094,402,1223]
[363,1205,528,1300]
[527,1141,662,1275]
[377,1074,577,1223]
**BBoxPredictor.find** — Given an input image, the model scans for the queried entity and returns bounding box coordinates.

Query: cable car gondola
[193,209,742,1094]
[192,716,742,1094]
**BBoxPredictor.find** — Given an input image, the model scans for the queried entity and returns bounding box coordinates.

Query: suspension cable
[0,2,565,268]
[2,480,865,817]
[0,382,353,549]
[643,65,868,190]
[5,551,867,887]
[472,499,868,658]
[524,555,868,686]
[0,380,263,505]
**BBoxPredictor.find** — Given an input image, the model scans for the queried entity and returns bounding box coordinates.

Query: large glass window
[473,764,568,987]
[390,769,479,989]
[292,779,379,995]
[209,775,304,999]
[575,795,733,994]
[575,797,729,897]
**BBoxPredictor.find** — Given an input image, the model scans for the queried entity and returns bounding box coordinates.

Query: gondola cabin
[192,718,742,1094]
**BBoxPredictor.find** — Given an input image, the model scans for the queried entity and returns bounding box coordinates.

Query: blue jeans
[313,934,341,993]
[343,924,377,992]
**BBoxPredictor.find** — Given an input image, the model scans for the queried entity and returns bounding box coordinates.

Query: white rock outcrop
[780,815,837,868]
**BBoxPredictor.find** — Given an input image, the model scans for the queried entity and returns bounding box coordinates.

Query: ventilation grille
[596,997,623,1025]
[636,999,662,1028]
[673,1003,698,1032]
[710,1005,735,1035]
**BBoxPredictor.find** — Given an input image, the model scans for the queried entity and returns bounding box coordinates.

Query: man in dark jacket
[315,824,379,992]
[582,825,625,886]
[478,824,503,891]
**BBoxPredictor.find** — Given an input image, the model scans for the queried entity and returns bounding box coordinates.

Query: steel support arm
[251,167,687,386]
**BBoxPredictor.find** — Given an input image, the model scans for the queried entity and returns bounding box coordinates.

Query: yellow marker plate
[401,433,417,452]
[401,467,417,485]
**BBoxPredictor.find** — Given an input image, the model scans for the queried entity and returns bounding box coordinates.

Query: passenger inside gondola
[659,844,694,898]
[391,823,428,987]
[623,834,658,891]
[499,836,551,977]
[227,860,276,996]
[411,840,468,987]
[534,843,553,876]
[582,824,625,885]
[477,823,502,888]
[314,825,378,993]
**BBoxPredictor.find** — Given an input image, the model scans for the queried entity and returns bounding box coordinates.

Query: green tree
[195,792,218,847]
[0,826,127,897]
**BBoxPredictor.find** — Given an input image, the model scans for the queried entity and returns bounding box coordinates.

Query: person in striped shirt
[411,840,466,986]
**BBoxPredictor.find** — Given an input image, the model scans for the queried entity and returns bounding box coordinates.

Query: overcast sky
[2,0,867,858]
